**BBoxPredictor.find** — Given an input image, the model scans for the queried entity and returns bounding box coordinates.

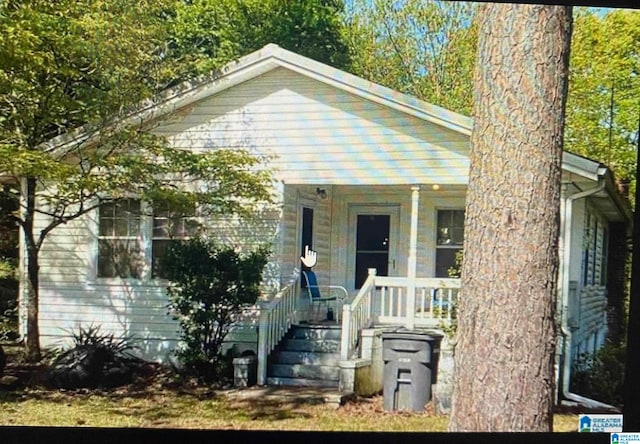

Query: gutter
[558,177,618,410]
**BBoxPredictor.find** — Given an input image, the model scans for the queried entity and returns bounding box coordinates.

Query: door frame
[296,196,317,269]
[347,204,400,290]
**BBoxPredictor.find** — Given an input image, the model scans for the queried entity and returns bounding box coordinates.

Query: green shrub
[48,325,143,389]
[0,271,18,342]
[570,341,626,406]
[163,238,269,382]
[65,324,136,357]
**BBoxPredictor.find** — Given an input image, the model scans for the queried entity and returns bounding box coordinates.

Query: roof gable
[155,66,471,186]
[44,44,473,153]
[38,44,630,222]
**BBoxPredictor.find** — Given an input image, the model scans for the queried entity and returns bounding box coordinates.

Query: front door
[348,206,399,289]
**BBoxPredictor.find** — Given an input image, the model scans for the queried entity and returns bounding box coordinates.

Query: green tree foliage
[564,9,640,192]
[0,1,275,361]
[0,190,18,341]
[571,341,626,407]
[0,0,174,145]
[345,5,639,195]
[166,0,351,80]
[163,239,269,381]
[344,0,478,115]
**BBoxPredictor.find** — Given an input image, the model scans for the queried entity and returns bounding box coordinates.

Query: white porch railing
[257,274,299,385]
[256,269,460,384]
[340,269,460,361]
[376,276,459,326]
[340,269,377,360]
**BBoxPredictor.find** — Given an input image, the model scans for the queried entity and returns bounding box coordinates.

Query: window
[600,227,608,286]
[581,208,608,287]
[435,209,464,278]
[97,198,200,280]
[152,203,199,278]
[98,199,143,278]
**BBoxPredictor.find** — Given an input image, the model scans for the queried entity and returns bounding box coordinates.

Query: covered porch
[256,268,459,386]
[257,183,463,386]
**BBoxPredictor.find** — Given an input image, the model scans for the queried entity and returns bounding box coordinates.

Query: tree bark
[449,4,572,432]
[623,108,640,431]
[23,177,41,362]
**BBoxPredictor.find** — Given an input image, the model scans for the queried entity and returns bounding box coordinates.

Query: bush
[0,262,19,342]
[570,341,626,407]
[0,344,5,375]
[163,238,269,382]
[47,325,145,389]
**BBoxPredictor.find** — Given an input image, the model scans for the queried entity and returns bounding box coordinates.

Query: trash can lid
[382,330,444,342]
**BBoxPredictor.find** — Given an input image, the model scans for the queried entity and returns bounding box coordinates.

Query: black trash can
[382,330,443,412]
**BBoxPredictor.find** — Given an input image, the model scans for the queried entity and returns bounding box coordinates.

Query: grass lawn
[0,345,579,432]
[0,387,579,431]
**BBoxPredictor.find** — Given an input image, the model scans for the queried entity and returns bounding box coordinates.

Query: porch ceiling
[282,177,469,187]
[284,182,470,197]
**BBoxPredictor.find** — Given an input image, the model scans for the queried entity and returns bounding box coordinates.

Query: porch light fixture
[316,187,328,199]
[432,184,441,191]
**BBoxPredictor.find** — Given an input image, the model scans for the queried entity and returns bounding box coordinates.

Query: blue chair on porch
[301,270,348,322]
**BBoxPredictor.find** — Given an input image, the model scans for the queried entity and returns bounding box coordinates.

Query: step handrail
[257,271,299,385]
[340,269,376,361]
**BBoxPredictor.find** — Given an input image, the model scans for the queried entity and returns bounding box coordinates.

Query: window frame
[91,198,200,284]
[151,202,200,279]
[435,208,465,278]
[96,198,145,280]
[581,205,608,287]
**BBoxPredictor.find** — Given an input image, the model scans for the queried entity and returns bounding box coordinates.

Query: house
[21,44,631,407]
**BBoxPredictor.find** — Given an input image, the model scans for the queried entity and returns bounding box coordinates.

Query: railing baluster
[257,275,299,386]
[338,275,460,365]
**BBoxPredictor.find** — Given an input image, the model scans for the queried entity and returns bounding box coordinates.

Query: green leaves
[565,9,640,191]
[165,0,351,81]
[0,0,343,361]
[163,238,270,379]
[345,4,639,196]
[0,1,172,147]
[344,0,478,115]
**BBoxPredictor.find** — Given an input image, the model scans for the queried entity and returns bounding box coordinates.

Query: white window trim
[434,207,465,278]
[87,198,199,288]
[581,204,608,288]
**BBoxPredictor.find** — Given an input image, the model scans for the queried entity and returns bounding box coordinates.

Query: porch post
[407,185,420,330]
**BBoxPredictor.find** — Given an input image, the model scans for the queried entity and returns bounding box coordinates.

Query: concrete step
[270,350,340,366]
[279,338,340,353]
[269,363,340,381]
[265,325,343,388]
[266,376,339,389]
[224,386,354,408]
[289,325,342,340]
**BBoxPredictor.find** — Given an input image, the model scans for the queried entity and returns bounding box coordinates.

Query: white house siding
[33,198,281,361]
[152,67,470,304]
[564,196,609,364]
[25,45,632,387]
[155,68,470,187]
[33,66,471,360]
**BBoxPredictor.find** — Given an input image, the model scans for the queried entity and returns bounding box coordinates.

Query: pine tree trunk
[449,4,572,432]
[623,103,640,431]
